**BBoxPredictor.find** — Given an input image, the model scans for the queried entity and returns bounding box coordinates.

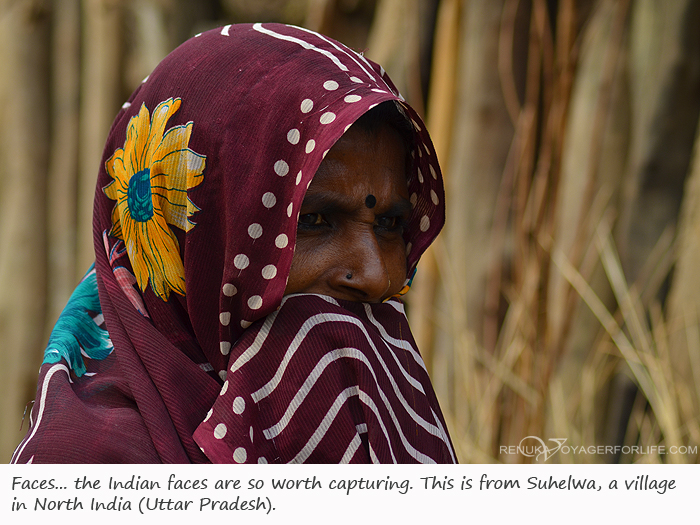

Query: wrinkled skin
[284,123,410,303]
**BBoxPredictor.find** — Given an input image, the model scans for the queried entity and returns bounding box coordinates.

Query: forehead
[307,123,409,200]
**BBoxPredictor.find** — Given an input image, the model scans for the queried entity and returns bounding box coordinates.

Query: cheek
[284,244,311,295]
[383,241,408,295]
[283,237,328,294]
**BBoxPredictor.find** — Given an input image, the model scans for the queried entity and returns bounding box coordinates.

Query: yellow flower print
[103,98,205,300]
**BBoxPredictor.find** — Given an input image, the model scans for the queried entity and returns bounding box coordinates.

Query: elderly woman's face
[284,123,410,303]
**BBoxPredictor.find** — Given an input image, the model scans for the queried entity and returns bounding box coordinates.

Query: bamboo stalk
[78,0,124,272]
[408,0,460,370]
[0,0,51,462]
[46,0,81,333]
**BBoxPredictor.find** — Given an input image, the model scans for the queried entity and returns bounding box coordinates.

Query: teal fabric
[42,265,113,377]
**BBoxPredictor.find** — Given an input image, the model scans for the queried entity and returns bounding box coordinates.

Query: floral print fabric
[41,266,112,378]
[103,98,205,300]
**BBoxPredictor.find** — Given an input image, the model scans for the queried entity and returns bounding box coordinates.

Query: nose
[329,225,390,302]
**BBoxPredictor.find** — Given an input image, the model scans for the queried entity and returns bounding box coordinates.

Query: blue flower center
[127,169,154,222]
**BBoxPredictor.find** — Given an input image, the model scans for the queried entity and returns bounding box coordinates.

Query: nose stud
[365,194,376,208]
[346,272,353,280]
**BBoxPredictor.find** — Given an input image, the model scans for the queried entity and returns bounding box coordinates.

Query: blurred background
[2,0,699,463]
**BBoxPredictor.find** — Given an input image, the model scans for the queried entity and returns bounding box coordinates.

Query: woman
[13,23,454,464]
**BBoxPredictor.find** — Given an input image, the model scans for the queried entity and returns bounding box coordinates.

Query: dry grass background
[1,0,699,464]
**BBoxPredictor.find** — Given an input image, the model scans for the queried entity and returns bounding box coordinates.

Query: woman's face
[284,122,411,303]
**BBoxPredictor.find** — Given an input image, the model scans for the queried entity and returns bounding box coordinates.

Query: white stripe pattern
[199,295,456,464]
[288,386,397,463]
[262,347,367,439]
[294,25,378,82]
[12,364,69,463]
[340,433,363,463]
[256,308,452,459]
[364,303,427,371]
[251,313,425,401]
[253,24,349,72]
[229,310,280,373]
[261,343,450,456]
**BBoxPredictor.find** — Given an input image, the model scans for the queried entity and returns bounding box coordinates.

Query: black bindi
[365,194,377,209]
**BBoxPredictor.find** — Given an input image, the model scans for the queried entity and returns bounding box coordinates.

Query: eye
[375,216,402,231]
[298,213,326,227]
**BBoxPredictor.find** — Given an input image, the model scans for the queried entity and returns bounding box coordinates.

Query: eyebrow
[383,198,412,218]
[301,191,411,217]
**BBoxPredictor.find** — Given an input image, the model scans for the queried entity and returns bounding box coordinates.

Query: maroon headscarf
[13,23,452,463]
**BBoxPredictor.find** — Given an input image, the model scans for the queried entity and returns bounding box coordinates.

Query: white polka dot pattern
[275,234,288,248]
[233,396,245,414]
[233,447,247,463]
[420,215,430,232]
[287,128,300,144]
[274,160,289,176]
[247,295,263,310]
[300,98,313,113]
[233,254,249,270]
[248,223,263,239]
[319,112,336,124]
[262,192,276,208]
[214,423,227,439]
[262,265,277,279]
